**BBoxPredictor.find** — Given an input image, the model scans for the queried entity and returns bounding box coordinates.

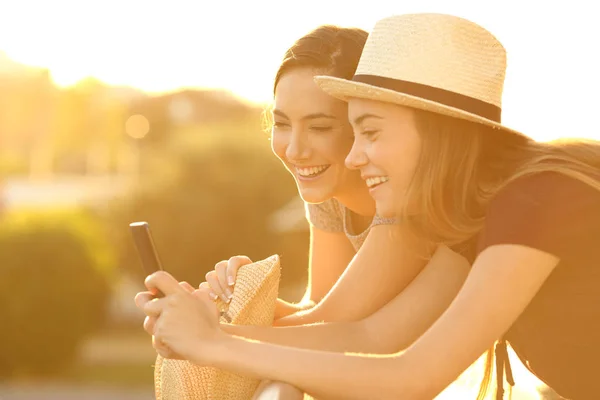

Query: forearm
[274,298,315,320]
[221,320,376,353]
[273,306,322,326]
[202,334,420,400]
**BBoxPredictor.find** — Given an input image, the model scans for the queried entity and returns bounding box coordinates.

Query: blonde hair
[398,110,600,399]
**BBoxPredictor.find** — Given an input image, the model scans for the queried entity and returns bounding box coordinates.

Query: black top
[477,172,600,399]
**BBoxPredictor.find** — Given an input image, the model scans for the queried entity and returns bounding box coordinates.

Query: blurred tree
[0,208,116,377]
[110,137,298,286]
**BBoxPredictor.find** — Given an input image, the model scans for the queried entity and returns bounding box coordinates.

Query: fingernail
[220,294,229,303]
[227,276,235,286]
[209,292,218,301]
[225,289,233,299]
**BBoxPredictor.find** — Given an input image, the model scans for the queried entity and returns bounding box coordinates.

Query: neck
[334,186,376,217]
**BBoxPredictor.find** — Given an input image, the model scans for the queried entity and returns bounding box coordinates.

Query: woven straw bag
[154,254,281,400]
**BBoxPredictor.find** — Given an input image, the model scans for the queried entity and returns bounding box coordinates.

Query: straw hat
[154,254,281,400]
[315,13,523,136]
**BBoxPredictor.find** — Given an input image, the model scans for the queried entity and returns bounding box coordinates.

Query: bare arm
[193,245,559,400]
[274,226,354,319]
[222,244,469,353]
[275,224,431,326]
[272,298,315,319]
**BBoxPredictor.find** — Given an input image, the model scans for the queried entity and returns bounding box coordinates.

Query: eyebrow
[352,113,383,126]
[273,109,337,121]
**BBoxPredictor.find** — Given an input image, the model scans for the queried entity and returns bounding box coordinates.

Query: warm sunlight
[0,1,597,141]
[0,3,598,399]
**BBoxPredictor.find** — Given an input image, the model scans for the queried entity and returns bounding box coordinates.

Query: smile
[365,176,389,189]
[295,165,330,178]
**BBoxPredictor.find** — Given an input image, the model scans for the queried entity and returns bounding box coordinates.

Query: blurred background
[0,1,597,399]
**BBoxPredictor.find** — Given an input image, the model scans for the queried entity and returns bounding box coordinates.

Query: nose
[285,129,311,162]
[345,139,368,170]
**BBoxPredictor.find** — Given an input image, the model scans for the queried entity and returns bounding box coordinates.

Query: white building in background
[0,175,131,211]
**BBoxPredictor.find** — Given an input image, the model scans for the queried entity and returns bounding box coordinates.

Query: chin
[298,187,334,204]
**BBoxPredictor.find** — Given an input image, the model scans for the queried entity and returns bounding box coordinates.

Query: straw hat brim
[314,76,525,137]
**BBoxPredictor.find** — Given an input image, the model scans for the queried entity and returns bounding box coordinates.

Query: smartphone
[129,221,164,297]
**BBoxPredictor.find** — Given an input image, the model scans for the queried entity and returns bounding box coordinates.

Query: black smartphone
[129,221,164,297]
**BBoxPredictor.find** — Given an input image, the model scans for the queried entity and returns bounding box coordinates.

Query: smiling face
[270,68,365,204]
[345,98,422,217]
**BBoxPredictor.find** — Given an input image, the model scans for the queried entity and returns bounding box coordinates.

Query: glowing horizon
[0,0,598,140]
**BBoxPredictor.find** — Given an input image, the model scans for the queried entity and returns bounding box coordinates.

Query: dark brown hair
[273,25,368,93]
[262,25,367,132]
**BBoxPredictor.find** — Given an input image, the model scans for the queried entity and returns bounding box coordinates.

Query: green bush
[0,208,115,377]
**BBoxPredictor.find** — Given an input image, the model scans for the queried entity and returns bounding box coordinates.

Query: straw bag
[154,254,281,400]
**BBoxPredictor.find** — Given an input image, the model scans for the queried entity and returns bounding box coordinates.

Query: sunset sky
[0,0,598,141]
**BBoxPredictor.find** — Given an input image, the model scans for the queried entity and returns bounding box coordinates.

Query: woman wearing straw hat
[142,13,600,400]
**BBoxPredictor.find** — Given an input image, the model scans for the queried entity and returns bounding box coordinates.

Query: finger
[227,255,252,287]
[215,262,233,300]
[179,281,194,293]
[192,289,221,319]
[198,282,216,297]
[145,271,184,297]
[206,270,229,303]
[143,297,167,317]
[192,282,214,300]
[135,291,155,309]
[143,315,156,334]
[198,282,218,301]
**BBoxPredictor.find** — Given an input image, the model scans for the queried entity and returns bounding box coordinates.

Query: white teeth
[366,176,389,188]
[296,165,329,177]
